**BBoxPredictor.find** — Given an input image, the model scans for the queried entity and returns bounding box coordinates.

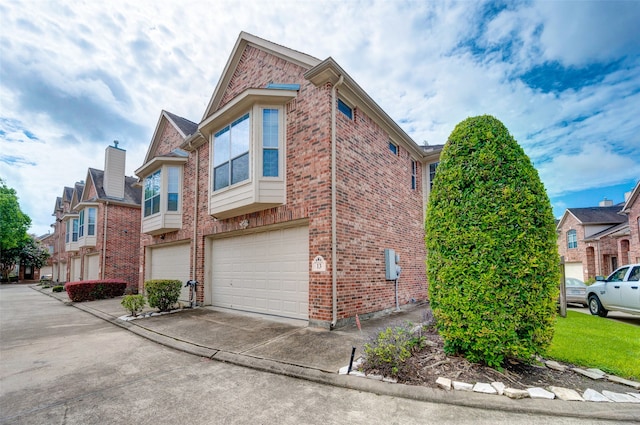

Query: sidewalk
[32,285,640,422]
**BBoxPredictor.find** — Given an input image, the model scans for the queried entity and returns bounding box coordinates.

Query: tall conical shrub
[425,115,559,367]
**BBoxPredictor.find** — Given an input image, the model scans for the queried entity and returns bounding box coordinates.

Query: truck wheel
[588,295,608,317]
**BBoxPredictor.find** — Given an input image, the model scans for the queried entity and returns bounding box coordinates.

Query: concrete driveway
[4,284,620,425]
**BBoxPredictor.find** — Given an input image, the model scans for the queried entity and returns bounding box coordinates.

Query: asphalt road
[0,284,625,425]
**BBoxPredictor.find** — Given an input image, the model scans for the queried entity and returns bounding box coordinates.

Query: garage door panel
[565,262,584,281]
[211,226,309,320]
[149,243,191,302]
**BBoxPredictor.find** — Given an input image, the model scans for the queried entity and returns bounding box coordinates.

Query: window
[144,170,161,217]
[411,160,418,190]
[167,166,179,211]
[429,162,439,189]
[213,114,250,191]
[389,141,398,155]
[262,109,279,177]
[72,218,78,242]
[79,208,96,237]
[629,266,640,282]
[338,99,352,119]
[567,229,577,249]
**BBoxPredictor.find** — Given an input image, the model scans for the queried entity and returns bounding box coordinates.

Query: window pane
[88,208,96,236]
[152,194,160,215]
[167,167,179,192]
[263,149,278,177]
[263,109,278,148]
[167,193,178,211]
[231,152,249,184]
[214,127,230,167]
[145,199,152,217]
[231,114,250,158]
[338,99,352,119]
[214,163,230,191]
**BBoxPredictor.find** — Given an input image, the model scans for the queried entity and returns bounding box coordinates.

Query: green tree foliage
[0,179,32,280]
[425,115,559,367]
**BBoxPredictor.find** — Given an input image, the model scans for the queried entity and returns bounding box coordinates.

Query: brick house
[50,144,141,288]
[556,182,640,281]
[136,32,442,328]
[619,180,640,264]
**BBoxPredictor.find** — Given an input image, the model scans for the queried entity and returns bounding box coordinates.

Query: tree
[425,115,559,367]
[0,179,32,281]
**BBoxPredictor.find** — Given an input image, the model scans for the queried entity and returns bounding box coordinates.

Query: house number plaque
[312,255,326,272]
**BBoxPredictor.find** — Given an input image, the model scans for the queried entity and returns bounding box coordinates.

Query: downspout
[192,147,200,305]
[331,75,344,328]
[101,202,109,279]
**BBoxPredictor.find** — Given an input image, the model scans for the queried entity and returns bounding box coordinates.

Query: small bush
[363,322,426,377]
[52,285,64,292]
[121,294,146,317]
[65,280,127,302]
[145,279,181,312]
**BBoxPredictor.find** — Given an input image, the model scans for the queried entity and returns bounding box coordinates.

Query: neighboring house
[36,232,55,279]
[619,180,640,264]
[50,144,142,288]
[556,191,638,281]
[136,32,442,328]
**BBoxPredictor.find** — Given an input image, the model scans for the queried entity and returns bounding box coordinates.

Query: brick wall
[140,44,428,326]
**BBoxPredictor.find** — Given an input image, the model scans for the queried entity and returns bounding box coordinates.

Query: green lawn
[546,311,640,380]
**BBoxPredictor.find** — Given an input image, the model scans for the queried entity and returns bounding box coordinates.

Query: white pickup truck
[587,263,640,317]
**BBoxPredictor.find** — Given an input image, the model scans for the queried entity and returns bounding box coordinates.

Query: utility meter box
[385,248,401,280]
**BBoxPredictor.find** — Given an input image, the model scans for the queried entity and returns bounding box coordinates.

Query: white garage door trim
[148,242,191,302]
[565,262,584,281]
[210,225,309,320]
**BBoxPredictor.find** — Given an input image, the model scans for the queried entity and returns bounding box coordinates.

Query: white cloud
[1,0,639,235]
[538,144,640,196]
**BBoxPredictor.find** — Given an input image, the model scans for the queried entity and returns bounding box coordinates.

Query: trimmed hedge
[425,115,559,367]
[66,279,127,302]
[145,279,181,312]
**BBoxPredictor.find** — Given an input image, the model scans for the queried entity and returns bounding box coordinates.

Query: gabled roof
[63,186,74,203]
[621,180,640,214]
[52,196,62,216]
[567,205,626,224]
[556,204,626,231]
[201,32,321,121]
[81,168,141,206]
[140,110,197,167]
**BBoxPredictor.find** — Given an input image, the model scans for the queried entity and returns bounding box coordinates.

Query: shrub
[121,294,146,317]
[65,280,127,302]
[52,285,64,292]
[425,115,559,367]
[363,322,426,377]
[145,279,181,312]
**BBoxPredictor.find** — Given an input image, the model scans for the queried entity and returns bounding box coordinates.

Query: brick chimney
[103,141,125,199]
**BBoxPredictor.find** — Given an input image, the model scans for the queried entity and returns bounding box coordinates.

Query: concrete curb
[32,286,640,423]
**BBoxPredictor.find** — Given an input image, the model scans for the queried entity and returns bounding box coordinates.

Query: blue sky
[1,0,639,236]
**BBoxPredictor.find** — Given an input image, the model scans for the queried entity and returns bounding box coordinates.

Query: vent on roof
[599,198,613,207]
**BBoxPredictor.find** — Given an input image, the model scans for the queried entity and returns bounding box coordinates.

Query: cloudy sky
[2,0,639,236]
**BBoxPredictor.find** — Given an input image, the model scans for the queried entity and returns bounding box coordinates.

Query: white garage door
[85,254,100,280]
[565,262,584,281]
[211,226,309,320]
[70,257,82,282]
[148,243,191,302]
